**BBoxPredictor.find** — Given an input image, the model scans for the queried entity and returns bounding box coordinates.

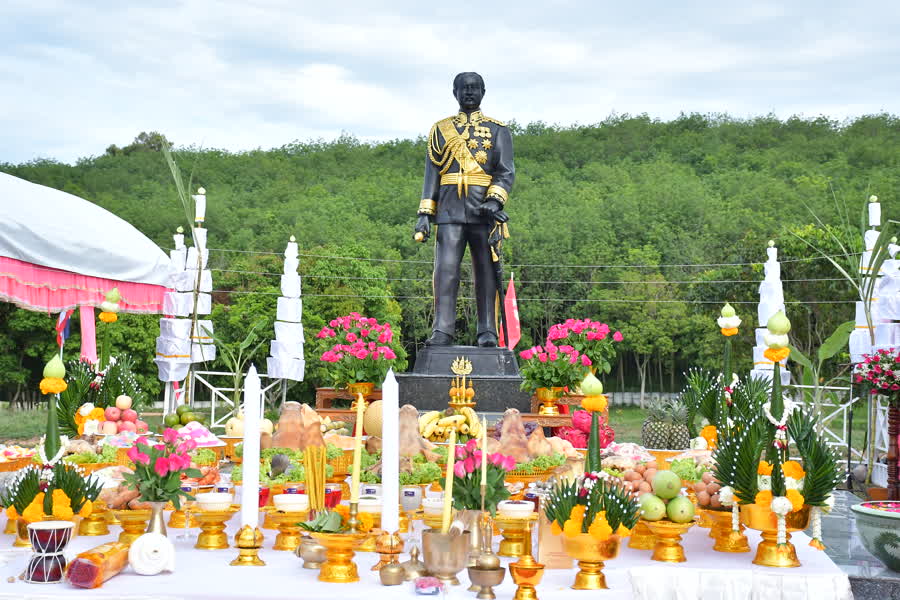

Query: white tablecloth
[0,519,852,600]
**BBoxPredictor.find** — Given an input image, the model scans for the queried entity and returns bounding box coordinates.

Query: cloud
[0,0,898,163]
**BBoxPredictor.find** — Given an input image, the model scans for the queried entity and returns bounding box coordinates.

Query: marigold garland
[581,395,608,413]
[757,461,773,476]
[754,490,773,506]
[781,460,806,480]
[785,489,805,512]
[98,312,118,323]
[40,377,67,395]
[588,517,613,541]
[763,347,790,363]
[700,425,718,449]
[720,327,739,337]
[551,521,562,536]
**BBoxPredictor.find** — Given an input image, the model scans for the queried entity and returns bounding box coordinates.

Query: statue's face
[454,74,484,111]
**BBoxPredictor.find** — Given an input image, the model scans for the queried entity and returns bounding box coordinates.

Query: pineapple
[668,400,691,450]
[641,399,671,449]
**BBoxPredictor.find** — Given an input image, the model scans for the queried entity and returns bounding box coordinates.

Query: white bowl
[196,492,232,512]
[422,497,444,515]
[497,500,535,519]
[273,493,310,513]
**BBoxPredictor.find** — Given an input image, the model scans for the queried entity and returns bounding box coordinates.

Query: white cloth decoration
[717,315,741,329]
[276,297,303,323]
[268,237,306,381]
[191,343,216,363]
[160,318,192,339]
[154,357,191,382]
[281,274,302,297]
[155,336,191,359]
[186,246,209,270]
[784,476,804,491]
[128,532,175,575]
[763,332,789,348]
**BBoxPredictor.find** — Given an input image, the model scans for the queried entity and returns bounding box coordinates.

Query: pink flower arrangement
[547,318,623,374]
[121,429,201,510]
[315,313,406,388]
[443,439,516,515]
[856,349,900,400]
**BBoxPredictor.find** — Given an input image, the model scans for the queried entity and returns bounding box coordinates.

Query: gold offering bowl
[562,533,621,590]
[112,509,152,546]
[268,510,309,551]
[194,505,239,550]
[536,387,563,416]
[509,554,544,600]
[741,503,811,568]
[644,519,695,563]
[495,513,538,558]
[703,508,750,553]
[311,532,368,583]
[422,528,471,585]
[468,566,506,600]
[78,501,111,536]
[422,511,449,531]
[627,519,655,550]
[169,507,199,529]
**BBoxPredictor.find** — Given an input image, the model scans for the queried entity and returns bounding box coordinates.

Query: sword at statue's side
[489,211,510,348]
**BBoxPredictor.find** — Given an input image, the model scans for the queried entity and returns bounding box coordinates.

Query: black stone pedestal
[397,346,530,412]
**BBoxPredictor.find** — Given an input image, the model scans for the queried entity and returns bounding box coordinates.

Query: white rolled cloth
[128,532,175,575]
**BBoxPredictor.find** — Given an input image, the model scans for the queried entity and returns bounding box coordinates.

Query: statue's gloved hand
[478,199,503,218]
[414,214,431,242]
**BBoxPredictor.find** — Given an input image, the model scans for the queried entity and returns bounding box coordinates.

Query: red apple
[100,421,118,435]
[104,407,121,422]
[115,395,133,411]
[134,420,149,434]
[121,409,138,423]
[118,421,137,433]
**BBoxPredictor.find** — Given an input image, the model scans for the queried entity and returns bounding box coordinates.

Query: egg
[697,491,711,506]
[635,464,646,475]
[644,468,657,481]
[710,495,722,508]
[701,472,714,484]
[693,481,707,493]
[638,481,652,493]
[706,483,721,495]
[647,461,658,470]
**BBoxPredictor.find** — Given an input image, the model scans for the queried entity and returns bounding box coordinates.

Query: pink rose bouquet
[315,313,407,388]
[856,348,900,403]
[122,428,202,509]
[441,438,516,515]
[547,318,623,374]
[518,340,592,391]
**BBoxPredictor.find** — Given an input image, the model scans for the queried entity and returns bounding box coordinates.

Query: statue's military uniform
[418,110,515,342]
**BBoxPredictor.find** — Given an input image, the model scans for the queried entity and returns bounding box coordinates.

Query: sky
[1,0,899,164]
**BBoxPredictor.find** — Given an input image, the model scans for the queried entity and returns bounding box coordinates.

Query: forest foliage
[2,112,900,405]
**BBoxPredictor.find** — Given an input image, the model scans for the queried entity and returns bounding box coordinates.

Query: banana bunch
[418,407,481,442]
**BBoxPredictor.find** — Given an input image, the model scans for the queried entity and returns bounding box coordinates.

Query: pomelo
[651,470,682,500]
[666,496,695,523]
[639,493,666,521]
[175,404,192,417]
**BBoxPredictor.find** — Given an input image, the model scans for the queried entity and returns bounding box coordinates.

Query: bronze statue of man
[414,72,515,347]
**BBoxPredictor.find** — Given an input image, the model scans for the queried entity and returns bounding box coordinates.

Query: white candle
[239,365,262,529]
[380,370,400,534]
[442,430,456,534]
[350,391,366,504]
[481,416,487,487]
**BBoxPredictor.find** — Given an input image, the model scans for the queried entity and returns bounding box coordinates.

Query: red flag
[504,274,521,350]
[55,309,74,349]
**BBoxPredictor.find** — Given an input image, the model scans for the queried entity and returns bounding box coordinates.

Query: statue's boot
[425,331,454,346]
[476,332,498,347]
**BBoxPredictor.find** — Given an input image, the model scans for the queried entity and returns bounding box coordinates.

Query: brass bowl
[422,528,471,585]
[468,566,506,600]
[741,503,811,568]
[562,533,621,590]
[297,535,327,569]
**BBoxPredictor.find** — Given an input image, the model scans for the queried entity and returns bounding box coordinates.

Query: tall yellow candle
[481,417,488,487]
[350,393,366,504]
[441,429,457,534]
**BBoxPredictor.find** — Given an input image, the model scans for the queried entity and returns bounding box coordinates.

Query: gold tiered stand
[509,519,544,600]
[645,520,696,563]
[311,532,368,583]
[495,513,539,558]
[195,505,239,550]
[78,501,110,536]
[741,503,811,567]
[268,510,309,551]
[112,509,151,546]
[703,509,750,553]
[169,507,199,529]
[562,533,622,590]
[627,520,656,550]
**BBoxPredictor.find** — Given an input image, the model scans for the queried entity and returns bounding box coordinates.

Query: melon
[260,418,274,435]
[363,400,383,437]
[225,417,244,437]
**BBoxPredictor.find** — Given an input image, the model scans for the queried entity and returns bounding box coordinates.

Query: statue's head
[453,72,485,111]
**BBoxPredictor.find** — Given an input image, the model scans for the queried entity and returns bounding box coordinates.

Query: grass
[608,406,645,443]
[0,406,52,443]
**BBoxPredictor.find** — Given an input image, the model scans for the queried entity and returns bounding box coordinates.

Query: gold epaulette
[481,115,506,127]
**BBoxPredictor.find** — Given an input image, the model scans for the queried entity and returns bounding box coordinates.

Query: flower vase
[741,503,811,568]
[24,521,74,583]
[536,387,564,416]
[562,533,621,590]
[347,382,375,411]
[147,502,168,537]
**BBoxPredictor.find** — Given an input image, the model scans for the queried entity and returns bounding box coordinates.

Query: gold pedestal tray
[741,503,811,568]
[311,532,368,583]
[422,512,447,531]
[495,513,538,558]
[627,520,655,550]
[195,505,239,550]
[169,508,199,529]
[510,553,544,600]
[230,525,265,566]
[698,507,714,530]
[269,510,309,551]
[645,519,695,563]
[703,509,750,553]
[262,508,279,530]
[112,509,151,546]
[105,510,121,526]
[562,533,621,590]
[78,501,110,536]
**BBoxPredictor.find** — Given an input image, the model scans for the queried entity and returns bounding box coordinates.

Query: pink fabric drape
[79,305,97,363]
[0,256,167,313]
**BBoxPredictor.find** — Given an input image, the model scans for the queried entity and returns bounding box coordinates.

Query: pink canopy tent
[0,172,174,360]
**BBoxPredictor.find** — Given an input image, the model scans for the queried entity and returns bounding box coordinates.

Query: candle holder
[509,520,544,600]
[371,530,403,570]
[311,532,368,583]
[78,501,110,536]
[645,520,695,563]
[195,505,239,550]
[112,509,151,546]
[269,510,309,551]
[347,501,360,533]
[229,525,265,566]
[495,514,537,558]
[627,519,655,550]
[169,507,199,529]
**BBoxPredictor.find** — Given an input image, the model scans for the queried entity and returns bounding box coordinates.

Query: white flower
[78,403,95,417]
[771,496,793,516]
[784,476,805,491]
[763,332,789,349]
[690,436,709,450]
[719,486,735,507]
[717,315,742,329]
[757,475,772,490]
[823,495,835,514]
[108,356,117,366]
